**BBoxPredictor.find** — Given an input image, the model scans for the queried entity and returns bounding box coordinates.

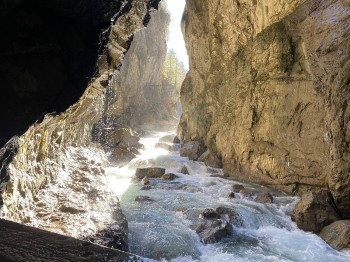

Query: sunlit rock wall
[179,0,350,217]
[0,0,160,248]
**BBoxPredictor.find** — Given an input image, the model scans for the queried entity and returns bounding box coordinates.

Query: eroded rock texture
[92,5,180,164]
[179,0,350,217]
[0,0,161,251]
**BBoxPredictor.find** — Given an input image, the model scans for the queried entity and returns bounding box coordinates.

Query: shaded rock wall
[179,0,350,217]
[0,0,128,148]
[0,0,161,248]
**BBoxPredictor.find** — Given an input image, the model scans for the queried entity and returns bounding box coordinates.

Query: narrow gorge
[0,0,350,261]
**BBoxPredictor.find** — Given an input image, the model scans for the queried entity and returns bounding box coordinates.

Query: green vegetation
[162,49,187,92]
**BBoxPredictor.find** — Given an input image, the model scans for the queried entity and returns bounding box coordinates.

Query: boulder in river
[141,176,150,185]
[200,208,219,219]
[180,141,204,161]
[291,190,340,233]
[179,165,190,175]
[135,167,165,179]
[198,149,222,168]
[227,192,235,198]
[162,173,177,180]
[135,195,154,202]
[255,193,274,203]
[319,220,350,250]
[193,218,232,244]
[232,184,245,192]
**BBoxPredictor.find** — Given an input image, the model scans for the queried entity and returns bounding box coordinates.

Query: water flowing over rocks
[178,0,350,219]
[0,0,163,256]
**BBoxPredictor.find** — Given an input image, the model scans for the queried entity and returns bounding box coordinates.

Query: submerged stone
[135,195,154,202]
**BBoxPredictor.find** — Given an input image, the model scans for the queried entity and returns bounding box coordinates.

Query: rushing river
[105,132,350,262]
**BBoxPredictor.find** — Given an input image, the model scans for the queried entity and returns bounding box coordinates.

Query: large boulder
[291,190,340,233]
[180,141,204,161]
[198,149,222,168]
[135,167,165,179]
[319,220,350,250]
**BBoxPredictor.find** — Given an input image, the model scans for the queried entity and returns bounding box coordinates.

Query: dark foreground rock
[292,190,339,233]
[135,167,165,179]
[319,220,350,251]
[0,219,142,262]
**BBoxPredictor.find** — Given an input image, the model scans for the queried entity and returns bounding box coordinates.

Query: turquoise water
[105,133,350,262]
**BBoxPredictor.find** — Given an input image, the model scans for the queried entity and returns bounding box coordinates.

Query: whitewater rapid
[105,132,350,262]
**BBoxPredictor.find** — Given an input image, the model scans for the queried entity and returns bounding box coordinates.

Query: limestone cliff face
[0,0,160,249]
[179,0,350,217]
[92,5,180,163]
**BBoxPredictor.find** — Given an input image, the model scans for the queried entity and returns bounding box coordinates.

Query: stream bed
[105,132,350,262]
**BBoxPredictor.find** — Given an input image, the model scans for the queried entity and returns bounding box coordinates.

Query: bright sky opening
[166,0,189,70]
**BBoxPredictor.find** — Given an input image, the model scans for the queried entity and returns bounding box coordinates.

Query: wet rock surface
[292,190,340,233]
[135,167,166,179]
[198,149,222,168]
[180,141,205,161]
[185,207,242,244]
[135,195,154,202]
[255,193,274,203]
[319,220,350,250]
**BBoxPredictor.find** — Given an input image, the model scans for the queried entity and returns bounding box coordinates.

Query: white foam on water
[106,132,350,262]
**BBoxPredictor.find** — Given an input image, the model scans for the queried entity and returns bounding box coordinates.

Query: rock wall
[92,5,180,164]
[179,0,350,217]
[0,0,161,250]
[0,0,128,148]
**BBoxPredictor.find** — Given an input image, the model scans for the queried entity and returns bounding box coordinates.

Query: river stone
[232,184,245,192]
[216,207,242,226]
[319,220,350,250]
[255,193,274,203]
[193,219,232,244]
[135,167,165,179]
[180,141,204,160]
[141,176,149,185]
[155,142,172,151]
[228,192,235,198]
[135,195,154,202]
[200,208,219,219]
[140,185,151,191]
[198,149,222,168]
[292,190,340,233]
[179,165,189,175]
[162,173,176,180]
